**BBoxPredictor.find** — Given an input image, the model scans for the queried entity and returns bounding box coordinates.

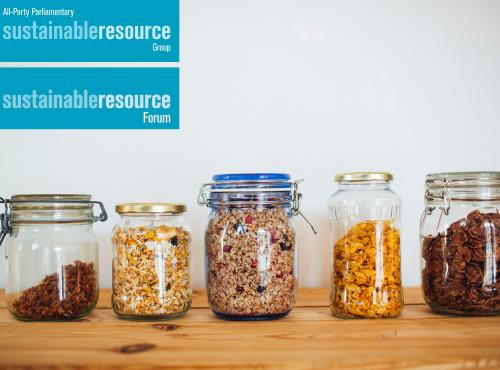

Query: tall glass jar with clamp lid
[198,173,315,320]
[421,172,500,316]
[0,194,107,321]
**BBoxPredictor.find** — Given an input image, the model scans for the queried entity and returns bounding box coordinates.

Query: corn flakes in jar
[328,173,403,318]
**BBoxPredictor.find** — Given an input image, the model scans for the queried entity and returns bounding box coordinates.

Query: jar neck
[119,213,185,221]
[337,181,391,191]
[426,174,500,201]
[210,204,291,210]
[12,223,93,231]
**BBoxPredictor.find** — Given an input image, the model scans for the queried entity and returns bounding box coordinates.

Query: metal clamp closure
[0,198,108,248]
[197,180,316,234]
[198,180,301,208]
[425,178,451,215]
[0,198,12,249]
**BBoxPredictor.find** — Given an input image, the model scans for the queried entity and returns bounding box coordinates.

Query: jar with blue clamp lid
[198,173,312,320]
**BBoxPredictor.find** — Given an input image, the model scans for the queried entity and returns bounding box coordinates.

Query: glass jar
[112,203,192,320]
[198,173,305,320]
[421,172,500,316]
[0,194,107,321]
[328,172,403,319]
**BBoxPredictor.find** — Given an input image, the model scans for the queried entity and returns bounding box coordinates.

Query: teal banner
[0,68,179,129]
[0,0,179,62]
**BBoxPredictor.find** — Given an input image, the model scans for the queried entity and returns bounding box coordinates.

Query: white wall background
[0,0,499,288]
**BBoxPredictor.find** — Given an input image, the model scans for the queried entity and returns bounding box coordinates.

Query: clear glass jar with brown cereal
[328,172,403,319]
[421,172,500,316]
[1,194,107,321]
[112,203,191,320]
[198,173,306,321]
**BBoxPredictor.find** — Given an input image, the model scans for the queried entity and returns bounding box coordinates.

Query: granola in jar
[199,173,304,320]
[206,207,297,319]
[112,203,191,320]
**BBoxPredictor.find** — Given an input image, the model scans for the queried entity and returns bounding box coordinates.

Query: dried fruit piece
[256,285,266,293]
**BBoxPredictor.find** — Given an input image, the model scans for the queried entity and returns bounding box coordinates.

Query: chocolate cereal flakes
[10,260,97,320]
[422,210,500,315]
[331,220,403,318]
[206,207,297,319]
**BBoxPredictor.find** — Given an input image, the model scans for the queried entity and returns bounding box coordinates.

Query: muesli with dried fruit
[206,207,297,319]
[112,225,191,318]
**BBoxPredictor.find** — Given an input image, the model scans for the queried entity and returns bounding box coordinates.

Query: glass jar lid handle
[291,180,317,234]
[0,198,12,252]
[197,180,317,234]
[90,201,108,223]
[425,178,451,215]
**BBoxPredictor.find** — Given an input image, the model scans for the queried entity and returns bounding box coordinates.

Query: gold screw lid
[334,172,393,183]
[115,203,186,215]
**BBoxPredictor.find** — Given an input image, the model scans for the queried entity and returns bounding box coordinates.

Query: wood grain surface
[1,287,499,370]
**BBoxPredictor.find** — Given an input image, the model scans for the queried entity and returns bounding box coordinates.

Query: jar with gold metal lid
[328,172,403,318]
[0,194,107,321]
[112,203,192,320]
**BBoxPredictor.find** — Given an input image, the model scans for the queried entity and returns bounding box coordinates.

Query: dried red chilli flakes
[11,260,97,320]
[422,210,500,314]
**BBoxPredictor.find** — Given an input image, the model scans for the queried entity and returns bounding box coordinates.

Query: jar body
[421,202,500,316]
[5,223,99,321]
[205,206,298,320]
[111,214,192,320]
[328,183,403,318]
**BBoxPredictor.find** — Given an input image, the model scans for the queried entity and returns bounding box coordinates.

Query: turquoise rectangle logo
[0,0,179,62]
[0,68,179,129]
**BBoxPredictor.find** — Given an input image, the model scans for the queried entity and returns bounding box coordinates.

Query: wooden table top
[0,287,499,370]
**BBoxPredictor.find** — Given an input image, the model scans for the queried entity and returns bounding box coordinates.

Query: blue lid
[206,173,294,206]
[212,173,291,182]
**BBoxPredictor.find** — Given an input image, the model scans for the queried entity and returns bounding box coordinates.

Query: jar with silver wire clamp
[0,194,107,321]
[198,173,315,320]
[421,172,500,315]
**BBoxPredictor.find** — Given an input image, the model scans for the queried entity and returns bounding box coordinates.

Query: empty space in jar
[206,207,297,317]
[112,225,191,316]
